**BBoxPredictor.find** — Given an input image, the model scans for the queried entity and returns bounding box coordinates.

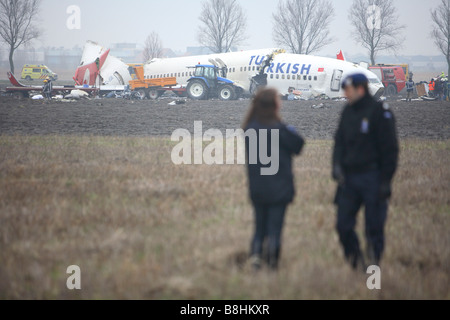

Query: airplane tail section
[337,50,346,61]
[73,49,110,86]
[74,41,132,87]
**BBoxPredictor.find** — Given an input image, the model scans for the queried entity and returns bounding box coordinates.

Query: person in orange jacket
[428,79,435,97]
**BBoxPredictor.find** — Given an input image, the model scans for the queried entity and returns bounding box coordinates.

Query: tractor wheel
[386,84,398,96]
[148,89,162,100]
[219,84,236,101]
[136,89,147,100]
[187,80,208,100]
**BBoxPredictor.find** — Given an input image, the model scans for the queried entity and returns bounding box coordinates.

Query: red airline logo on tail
[73,49,110,86]
[337,50,346,61]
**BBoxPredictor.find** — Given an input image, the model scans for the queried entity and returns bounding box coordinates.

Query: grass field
[0,136,448,299]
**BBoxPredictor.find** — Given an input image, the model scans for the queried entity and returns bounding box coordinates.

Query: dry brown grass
[0,136,448,299]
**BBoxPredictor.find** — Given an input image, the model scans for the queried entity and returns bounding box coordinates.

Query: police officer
[332,73,399,270]
[43,77,53,100]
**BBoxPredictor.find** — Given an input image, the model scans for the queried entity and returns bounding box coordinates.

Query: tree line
[1,0,449,77]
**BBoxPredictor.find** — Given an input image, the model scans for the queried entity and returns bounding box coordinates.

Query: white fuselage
[143,49,384,98]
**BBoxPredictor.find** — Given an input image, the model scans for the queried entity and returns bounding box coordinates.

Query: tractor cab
[191,65,224,90]
[193,65,217,80]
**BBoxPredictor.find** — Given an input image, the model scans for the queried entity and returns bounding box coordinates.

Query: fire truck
[369,65,407,96]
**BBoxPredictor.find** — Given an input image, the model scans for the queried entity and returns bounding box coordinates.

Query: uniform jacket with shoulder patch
[333,93,399,184]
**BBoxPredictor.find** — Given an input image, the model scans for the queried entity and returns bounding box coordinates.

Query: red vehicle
[369,65,406,96]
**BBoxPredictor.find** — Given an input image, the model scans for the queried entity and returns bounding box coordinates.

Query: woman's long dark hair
[242,88,281,129]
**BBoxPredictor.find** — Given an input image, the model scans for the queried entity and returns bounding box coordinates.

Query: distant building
[44,46,82,70]
[161,48,177,59]
[109,43,142,63]
[0,46,83,73]
[185,46,215,56]
[0,46,46,70]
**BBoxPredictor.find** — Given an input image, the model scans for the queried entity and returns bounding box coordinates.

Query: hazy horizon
[0,0,444,59]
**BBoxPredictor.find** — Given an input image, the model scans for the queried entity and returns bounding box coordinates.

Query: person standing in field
[443,77,449,101]
[428,78,436,97]
[435,78,444,101]
[242,88,305,271]
[43,77,53,101]
[406,77,415,102]
[332,74,399,271]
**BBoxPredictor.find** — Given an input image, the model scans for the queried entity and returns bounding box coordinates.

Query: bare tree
[143,32,163,62]
[431,0,450,77]
[197,0,247,53]
[0,0,41,74]
[273,0,335,55]
[349,0,405,65]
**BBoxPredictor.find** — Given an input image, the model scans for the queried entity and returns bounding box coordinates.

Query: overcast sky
[36,0,441,57]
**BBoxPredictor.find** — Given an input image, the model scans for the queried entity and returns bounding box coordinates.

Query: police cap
[341,73,368,89]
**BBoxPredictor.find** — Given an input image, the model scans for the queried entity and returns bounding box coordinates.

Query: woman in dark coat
[242,88,305,270]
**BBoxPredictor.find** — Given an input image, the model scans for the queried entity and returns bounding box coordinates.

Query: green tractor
[186,64,243,101]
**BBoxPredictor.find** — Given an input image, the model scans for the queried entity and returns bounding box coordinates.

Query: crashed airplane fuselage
[144,49,384,99]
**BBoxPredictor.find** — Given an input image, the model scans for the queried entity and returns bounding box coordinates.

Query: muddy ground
[0,97,449,139]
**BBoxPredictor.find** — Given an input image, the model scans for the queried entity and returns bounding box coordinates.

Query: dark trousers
[44,92,51,100]
[250,203,287,269]
[406,91,413,101]
[336,171,388,266]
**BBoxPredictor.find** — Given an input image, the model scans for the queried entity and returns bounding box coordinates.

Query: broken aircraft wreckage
[74,41,386,99]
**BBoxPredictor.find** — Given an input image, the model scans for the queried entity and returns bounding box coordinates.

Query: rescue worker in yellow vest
[43,77,53,101]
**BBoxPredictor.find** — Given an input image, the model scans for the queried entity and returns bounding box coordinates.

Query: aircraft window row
[146,68,321,80]
[238,66,261,72]
[269,74,318,81]
[145,66,266,78]
[147,72,194,79]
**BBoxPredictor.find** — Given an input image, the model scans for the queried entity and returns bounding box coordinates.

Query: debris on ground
[311,103,328,109]
[168,100,187,106]
[420,96,438,101]
[64,89,89,100]
[332,97,348,102]
[399,98,423,102]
